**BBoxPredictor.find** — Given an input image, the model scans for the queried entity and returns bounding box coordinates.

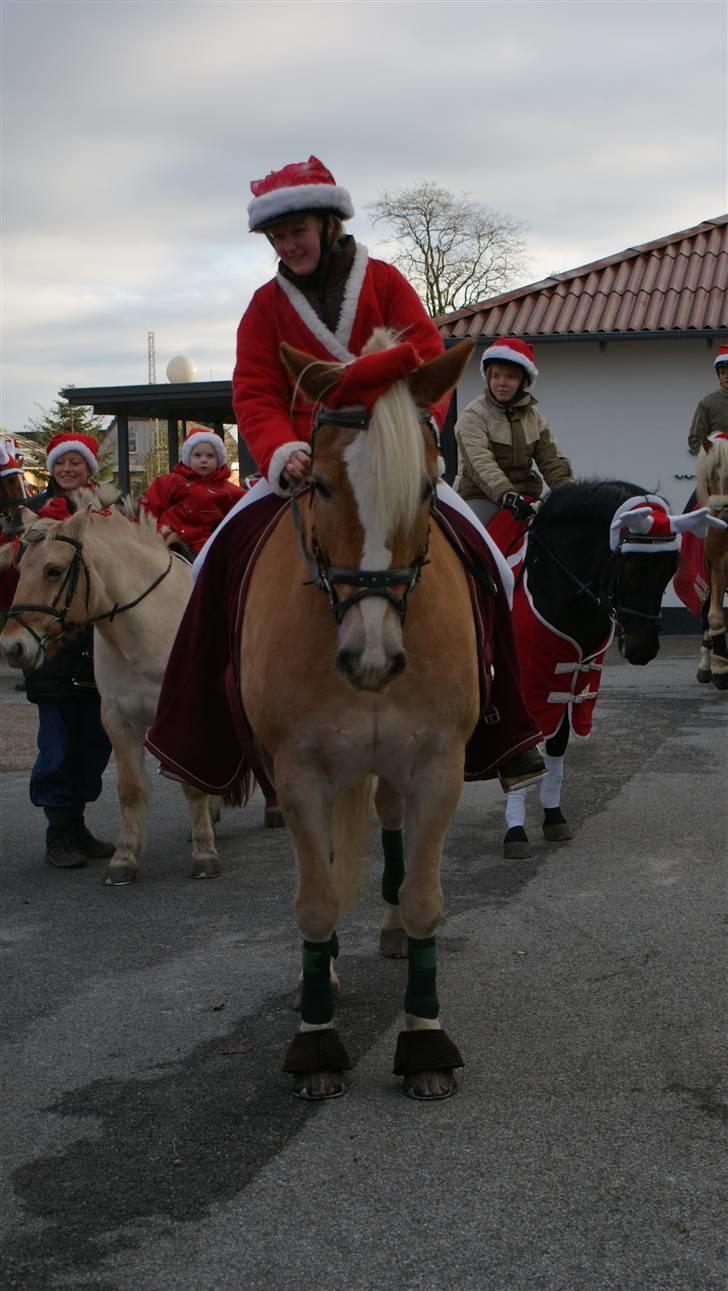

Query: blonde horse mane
[354,328,426,540]
[696,438,728,505]
[22,487,169,557]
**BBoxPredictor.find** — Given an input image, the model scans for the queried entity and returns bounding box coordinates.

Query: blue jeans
[30,695,112,810]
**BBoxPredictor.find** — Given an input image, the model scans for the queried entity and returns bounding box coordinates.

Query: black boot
[71,812,115,859]
[44,808,88,869]
[498,746,547,793]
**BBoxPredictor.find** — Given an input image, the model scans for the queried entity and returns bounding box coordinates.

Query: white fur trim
[481,345,539,385]
[275,243,369,363]
[713,354,728,367]
[46,440,98,474]
[248,183,354,231]
[181,431,226,467]
[268,441,311,497]
[334,243,369,350]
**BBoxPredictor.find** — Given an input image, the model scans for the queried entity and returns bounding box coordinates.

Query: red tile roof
[437,216,728,341]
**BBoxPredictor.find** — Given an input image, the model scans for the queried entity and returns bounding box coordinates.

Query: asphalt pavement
[0,642,726,1291]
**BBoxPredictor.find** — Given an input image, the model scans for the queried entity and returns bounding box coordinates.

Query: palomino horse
[241,331,478,1100]
[501,481,683,860]
[695,435,728,689]
[0,496,221,884]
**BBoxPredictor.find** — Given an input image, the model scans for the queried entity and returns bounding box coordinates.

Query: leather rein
[525,523,667,627]
[3,527,173,655]
[289,406,440,626]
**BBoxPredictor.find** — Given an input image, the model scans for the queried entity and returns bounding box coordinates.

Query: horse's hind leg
[375,778,407,959]
[541,720,573,843]
[696,629,713,684]
[181,784,221,878]
[101,706,146,886]
[393,759,465,1100]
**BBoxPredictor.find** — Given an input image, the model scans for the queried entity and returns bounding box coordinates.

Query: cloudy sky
[2,0,726,433]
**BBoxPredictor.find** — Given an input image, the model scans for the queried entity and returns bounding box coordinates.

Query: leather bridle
[290,406,439,625]
[3,528,172,656]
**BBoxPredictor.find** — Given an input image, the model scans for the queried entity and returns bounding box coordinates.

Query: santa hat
[0,438,23,477]
[609,495,727,553]
[180,429,226,468]
[46,433,98,474]
[247,155,354,232]
[481,337,539,386]
[713,345,728,368]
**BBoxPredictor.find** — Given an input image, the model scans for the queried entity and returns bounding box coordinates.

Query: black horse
[503,479,679,858]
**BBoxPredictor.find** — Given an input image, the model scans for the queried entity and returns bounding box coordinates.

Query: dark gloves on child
[501,492,535,521]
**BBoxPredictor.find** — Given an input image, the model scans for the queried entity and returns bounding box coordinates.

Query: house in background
[437,216,728,613]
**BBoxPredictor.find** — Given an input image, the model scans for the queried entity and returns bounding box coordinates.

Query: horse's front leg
[375,778,407,959]
[101,704,146,886]
[181,784,221,879]
[394,756,465,1100]
[276,759,349,1100]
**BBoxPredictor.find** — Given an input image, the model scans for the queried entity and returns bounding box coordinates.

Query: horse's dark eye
[313,478,333,499]
[44,565,64,579]
[421,479,435,502]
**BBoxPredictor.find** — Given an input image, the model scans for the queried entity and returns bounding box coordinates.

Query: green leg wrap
[300,934,338,1025]
[381,829,405,905]
[404,936,439,1019]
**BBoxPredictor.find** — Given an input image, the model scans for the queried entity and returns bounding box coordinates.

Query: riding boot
[44,807,88,869]
[69,808,115,859]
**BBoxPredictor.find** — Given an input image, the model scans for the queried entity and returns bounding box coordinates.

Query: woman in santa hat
[2,433,114,868]
[139,428,245,556]
[455,336,574,528]
[148,156,545,794]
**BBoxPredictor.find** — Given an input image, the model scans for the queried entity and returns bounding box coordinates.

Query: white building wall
[455,337,718,609]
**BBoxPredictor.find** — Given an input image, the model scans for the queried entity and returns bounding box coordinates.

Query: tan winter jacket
[454,390,574,504]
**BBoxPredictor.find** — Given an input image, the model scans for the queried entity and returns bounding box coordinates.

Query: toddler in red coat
[140,430,246,555]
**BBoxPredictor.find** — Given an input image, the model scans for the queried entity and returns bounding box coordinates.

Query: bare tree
[368,182,527,318]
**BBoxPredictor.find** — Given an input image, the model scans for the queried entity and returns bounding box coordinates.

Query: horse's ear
[279,343,342,404]
[17,506,37,530]
[0,542,15,570]
[408,339,475,407]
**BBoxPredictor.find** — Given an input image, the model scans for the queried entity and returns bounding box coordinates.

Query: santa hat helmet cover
[480,336,539,387]
[180,430,226,468]
[247,155,354,232]
[46,433,99,475]
[714,344,728,368]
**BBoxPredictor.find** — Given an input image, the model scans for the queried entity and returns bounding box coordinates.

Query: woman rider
[147,156,544,793]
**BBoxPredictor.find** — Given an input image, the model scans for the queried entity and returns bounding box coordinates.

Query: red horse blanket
[490,509,612,740]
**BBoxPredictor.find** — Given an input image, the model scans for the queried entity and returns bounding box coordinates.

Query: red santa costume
[146,157,544,795]
[140,430,245,555]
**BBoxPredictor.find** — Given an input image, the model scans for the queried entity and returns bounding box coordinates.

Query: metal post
[117,413,130,495]
[166,418,179,468]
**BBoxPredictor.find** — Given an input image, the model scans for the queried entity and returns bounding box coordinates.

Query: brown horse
[240,330,478,1101]
[0,496,222,883]
[695,435,728,688]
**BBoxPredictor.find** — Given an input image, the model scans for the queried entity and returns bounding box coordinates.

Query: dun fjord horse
[0,496,221,884]
[695,435,728,689]
[242,331,478,1100]
[502,481,681,860]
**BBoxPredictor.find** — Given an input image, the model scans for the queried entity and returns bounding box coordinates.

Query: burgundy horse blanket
[146,495,540,796]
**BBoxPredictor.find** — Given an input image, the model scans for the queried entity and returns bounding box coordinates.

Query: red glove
[37,496,72,521]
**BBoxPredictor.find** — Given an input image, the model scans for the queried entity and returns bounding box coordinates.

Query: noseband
[290,406,439,625]
[3,529,172,655]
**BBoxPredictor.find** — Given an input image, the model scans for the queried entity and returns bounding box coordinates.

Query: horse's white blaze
[344,428,394,670]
